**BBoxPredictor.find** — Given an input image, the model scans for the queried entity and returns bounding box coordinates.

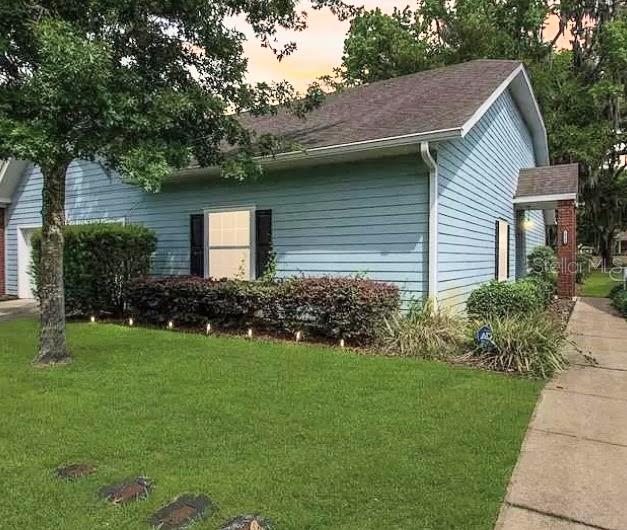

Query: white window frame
[203,205,256,280]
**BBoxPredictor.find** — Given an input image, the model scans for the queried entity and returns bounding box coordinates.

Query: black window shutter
[190,214,204,277]
[255,209,273,278]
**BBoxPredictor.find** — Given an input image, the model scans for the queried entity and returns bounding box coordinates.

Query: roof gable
[240,59,549,166]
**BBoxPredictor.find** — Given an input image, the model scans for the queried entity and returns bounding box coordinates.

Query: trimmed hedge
[467,277,553,319]
[126,275,400,345]
[32,223,156,317]
[610,285,627,317]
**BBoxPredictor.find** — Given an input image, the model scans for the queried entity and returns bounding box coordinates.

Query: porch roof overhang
[513,163,578,210]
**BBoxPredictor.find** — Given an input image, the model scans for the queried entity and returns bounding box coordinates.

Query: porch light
[90,315,96,323]
[206,323,212,334]
[167,320,174,330]
[247,328,253,339]
[522,218,534,231]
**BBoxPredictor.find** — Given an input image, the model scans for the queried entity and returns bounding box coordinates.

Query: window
[495,219,510,281]
[207,209,253,280]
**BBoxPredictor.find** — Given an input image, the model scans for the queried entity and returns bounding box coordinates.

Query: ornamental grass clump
[379,299,469,360]
[465,313,568,378]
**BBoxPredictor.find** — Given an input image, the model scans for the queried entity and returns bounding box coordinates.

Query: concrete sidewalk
[497,297,627,530]
[0,299,38,321]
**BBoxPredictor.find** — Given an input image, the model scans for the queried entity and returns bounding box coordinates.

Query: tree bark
[34,161,71,365]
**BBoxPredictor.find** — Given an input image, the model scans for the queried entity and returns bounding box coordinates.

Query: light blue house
[0,60,578,308]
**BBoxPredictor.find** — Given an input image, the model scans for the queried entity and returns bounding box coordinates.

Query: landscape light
[167,320,174,330]
[206,323,212,334]
[90,315,96,323]
[247,328,253,339]
[295,331,302,342]
[128,318,134,327]
[340,338,345,349]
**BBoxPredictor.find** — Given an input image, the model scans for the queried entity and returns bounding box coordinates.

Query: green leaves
[0,0,352,189]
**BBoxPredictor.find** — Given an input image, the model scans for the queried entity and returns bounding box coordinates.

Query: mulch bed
[220,514,272,530]
[99,477,152,505]
[149,494,216,529]
[548,298,576,329]
[55,463,96,480]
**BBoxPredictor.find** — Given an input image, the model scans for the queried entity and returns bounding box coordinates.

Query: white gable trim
[460,65,549,166]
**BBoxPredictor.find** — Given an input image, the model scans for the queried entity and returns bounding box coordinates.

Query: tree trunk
[599,232,614,269]
[34,162,70,365]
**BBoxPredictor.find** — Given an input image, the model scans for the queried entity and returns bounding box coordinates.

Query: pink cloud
[238,1,409,91]
[237,2,571,92]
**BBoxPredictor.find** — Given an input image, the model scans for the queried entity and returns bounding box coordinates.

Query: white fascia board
[264,127,462,161]
[461,65,524,136]
[460,65,550,166]
[173,127,462,179]
[513,193,577,204]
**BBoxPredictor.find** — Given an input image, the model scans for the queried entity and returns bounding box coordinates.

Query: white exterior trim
[420,141,438,303]
[17,223,41,299]
[461,65,524,136]
[202,205,257,281]
[513,193,577,204]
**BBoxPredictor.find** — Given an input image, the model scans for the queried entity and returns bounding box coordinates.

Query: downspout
[420,142,438,304]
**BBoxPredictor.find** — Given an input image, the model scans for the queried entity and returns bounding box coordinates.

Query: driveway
[497,297,627,530]
[0,299,38,321]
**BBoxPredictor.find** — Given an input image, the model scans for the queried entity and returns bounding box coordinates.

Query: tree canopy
[337,0,627,261]
[0,0,355,363]
[0,0,354,190]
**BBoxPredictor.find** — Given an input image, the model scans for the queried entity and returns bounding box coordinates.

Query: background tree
[337,1,627,264]
[0,0,353,365]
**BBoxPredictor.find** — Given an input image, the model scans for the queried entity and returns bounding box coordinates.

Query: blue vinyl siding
[5,156,429,301]
[437,89,546,309]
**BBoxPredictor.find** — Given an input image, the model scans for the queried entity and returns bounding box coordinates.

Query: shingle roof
[516,164,579,198]
[240,60,522,151]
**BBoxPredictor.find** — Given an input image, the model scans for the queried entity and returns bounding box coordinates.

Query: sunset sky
[237,1,412,91]
[236,1,566,92]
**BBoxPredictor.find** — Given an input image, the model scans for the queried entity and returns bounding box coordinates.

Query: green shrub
[32,223,156,317]
[126,275,400,345]
[527,246,557,283]
[467,313,568,378]
[378,299,468,359]
[610,285,627,317]
[576,254,594,284]
[466,278,551,319]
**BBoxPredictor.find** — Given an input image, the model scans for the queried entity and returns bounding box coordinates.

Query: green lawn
[580,270,619,297]
[0,319,541,529]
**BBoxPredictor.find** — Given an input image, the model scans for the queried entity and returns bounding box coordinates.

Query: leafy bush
[466,313,568,378]
[126,275,400,345]
[32,223,156,317]
[466,278,551,319]
[610,285,627,317]
[576,253,594,284]
[527,246,557,283]
[379,299,468,359]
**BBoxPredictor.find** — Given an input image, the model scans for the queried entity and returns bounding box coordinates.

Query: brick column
[557,200,576,299]
[0,207,5,297]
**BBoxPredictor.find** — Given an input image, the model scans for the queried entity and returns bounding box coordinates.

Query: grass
[580,270,620,297]
[0,319,542,530]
